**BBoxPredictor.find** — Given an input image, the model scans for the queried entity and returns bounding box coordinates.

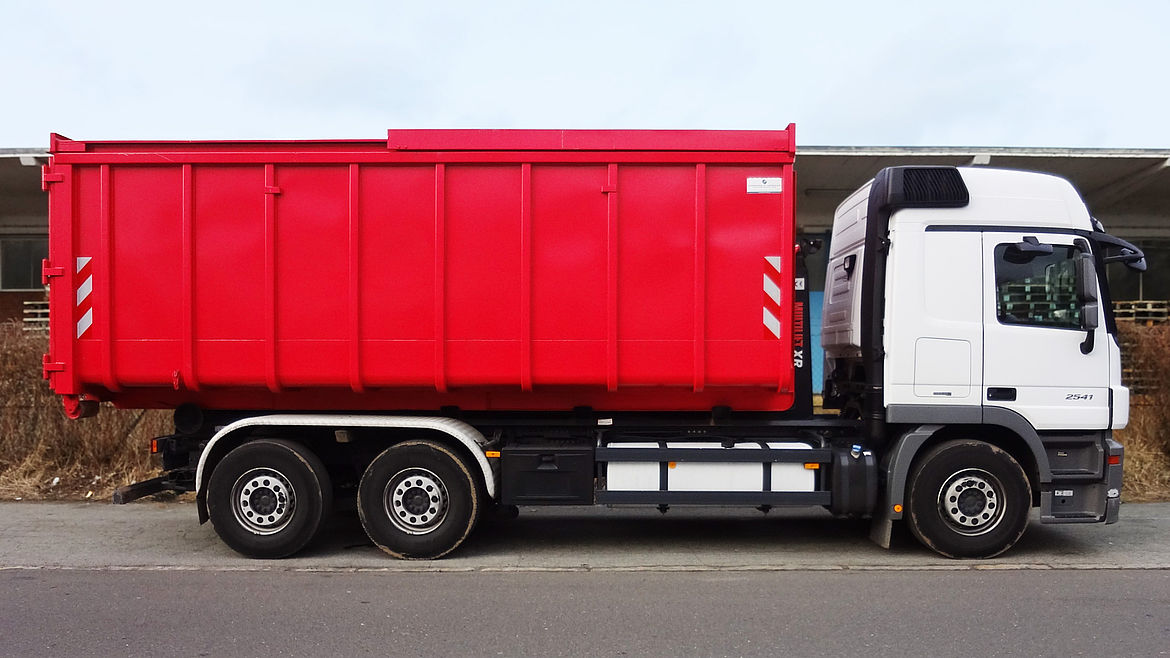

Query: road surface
[1,500,1169,571]
[2,502,1168,656]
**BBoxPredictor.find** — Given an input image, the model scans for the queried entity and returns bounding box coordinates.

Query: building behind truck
[40,126,1145,559]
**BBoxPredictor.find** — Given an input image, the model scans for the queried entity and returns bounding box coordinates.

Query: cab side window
[994,243,1082,329]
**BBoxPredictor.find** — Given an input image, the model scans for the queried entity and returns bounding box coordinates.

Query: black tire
[357,440,481,560]
[906,439,1031,559]
[206,439,334,559]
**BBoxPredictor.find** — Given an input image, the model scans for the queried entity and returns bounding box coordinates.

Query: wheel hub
[938,469,1004,536]
[232,468,296,536]
[384,468,449,536]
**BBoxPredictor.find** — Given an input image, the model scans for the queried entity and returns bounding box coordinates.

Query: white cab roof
[893,168,1094,232]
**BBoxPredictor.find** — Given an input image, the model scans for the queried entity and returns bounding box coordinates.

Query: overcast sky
[3,1,1167,148]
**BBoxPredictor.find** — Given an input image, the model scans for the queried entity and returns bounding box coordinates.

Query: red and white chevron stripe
[763,256,783,340]
[75,256,93,338]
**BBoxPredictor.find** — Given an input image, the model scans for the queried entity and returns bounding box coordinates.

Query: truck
[41,126,1146,559]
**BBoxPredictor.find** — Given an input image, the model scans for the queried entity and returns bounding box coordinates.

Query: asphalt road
[2,502,1168,656]
[2,500,1169,571]
[2,569,1168,656]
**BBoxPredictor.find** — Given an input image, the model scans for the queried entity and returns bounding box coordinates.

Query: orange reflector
[803,462,820,470]
[1108,455,1121,465]
[894,504,903,514]
[150,439,160,454]
[485,450,501,458]
[668,462,677,469]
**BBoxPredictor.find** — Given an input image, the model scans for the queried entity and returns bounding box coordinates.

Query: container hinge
[264,186,282,195]
[601,183,617,194]
[42,259,65,285]
[42,166,64,191]
[42,354,66,379]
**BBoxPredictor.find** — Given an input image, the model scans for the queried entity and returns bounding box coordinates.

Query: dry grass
[0,322,168,500]
[1115,323,1170,502]
[2,320,1169,502]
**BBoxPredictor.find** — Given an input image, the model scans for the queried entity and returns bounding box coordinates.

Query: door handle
[987,388,1017,402]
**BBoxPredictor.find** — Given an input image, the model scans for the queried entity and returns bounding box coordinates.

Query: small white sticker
[747,177,783,194]
[1055,489,1074,497]
[597,418,613,426]
[795,278,806,291]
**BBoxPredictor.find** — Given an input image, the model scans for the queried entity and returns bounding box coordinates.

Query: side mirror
[1075,251,1099,353]
[1075,252,1098,305]
[1092,232,1147,272]
[1082,301,1099,331]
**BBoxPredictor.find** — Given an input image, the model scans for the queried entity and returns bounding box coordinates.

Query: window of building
[994,242,1083,330]
[1105,238,1170,301]
[0,236,48,291]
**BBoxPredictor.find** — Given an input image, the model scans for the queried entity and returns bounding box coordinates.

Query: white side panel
[667,442,761,492]
[605,442,661,491]
[767,442,816,492]
[604,442,815,493]
[822,185,871,358]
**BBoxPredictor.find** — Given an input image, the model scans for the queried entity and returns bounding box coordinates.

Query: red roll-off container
[43,128,797,415]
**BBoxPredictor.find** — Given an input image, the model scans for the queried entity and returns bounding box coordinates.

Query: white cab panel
[1109,335,1129,429]
[884,228,984,408]
[913,338,972,399]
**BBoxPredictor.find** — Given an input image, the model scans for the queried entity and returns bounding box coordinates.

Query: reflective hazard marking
[763,256,783,339]
[76,256,93,338]
[763,273,783,306]
[763,307,781,339]
[76,275,92,307]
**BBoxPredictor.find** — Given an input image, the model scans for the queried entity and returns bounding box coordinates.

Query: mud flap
[870,513,894,549]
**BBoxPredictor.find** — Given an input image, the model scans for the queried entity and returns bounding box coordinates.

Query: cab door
[981,232,1110,430]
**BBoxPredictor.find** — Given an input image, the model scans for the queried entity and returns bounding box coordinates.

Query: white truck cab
[823,166,1144,556]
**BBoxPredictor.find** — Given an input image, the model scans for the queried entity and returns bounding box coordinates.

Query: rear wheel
[357,440,481,559]
[206,439,333,559]
[905,440,1031,558]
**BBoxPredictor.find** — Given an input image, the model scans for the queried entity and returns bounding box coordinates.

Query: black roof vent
[881,166,969,210]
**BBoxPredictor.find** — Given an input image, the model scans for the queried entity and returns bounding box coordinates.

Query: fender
[869,407,1054,548]
[194,414,497,519]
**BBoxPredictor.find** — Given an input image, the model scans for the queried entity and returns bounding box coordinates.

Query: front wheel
[357,440,481,560]
[905,440,1032,559]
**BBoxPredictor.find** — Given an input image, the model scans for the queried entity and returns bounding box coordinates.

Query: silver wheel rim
[384,468,449,536]
[937,468,1005,536]
[231,468,296,536]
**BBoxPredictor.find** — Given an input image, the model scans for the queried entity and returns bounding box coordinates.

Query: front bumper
[1040,438,1123,524]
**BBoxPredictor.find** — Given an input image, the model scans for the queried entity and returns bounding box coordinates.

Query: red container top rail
[49,128,794,160]
[45,127,798,416]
